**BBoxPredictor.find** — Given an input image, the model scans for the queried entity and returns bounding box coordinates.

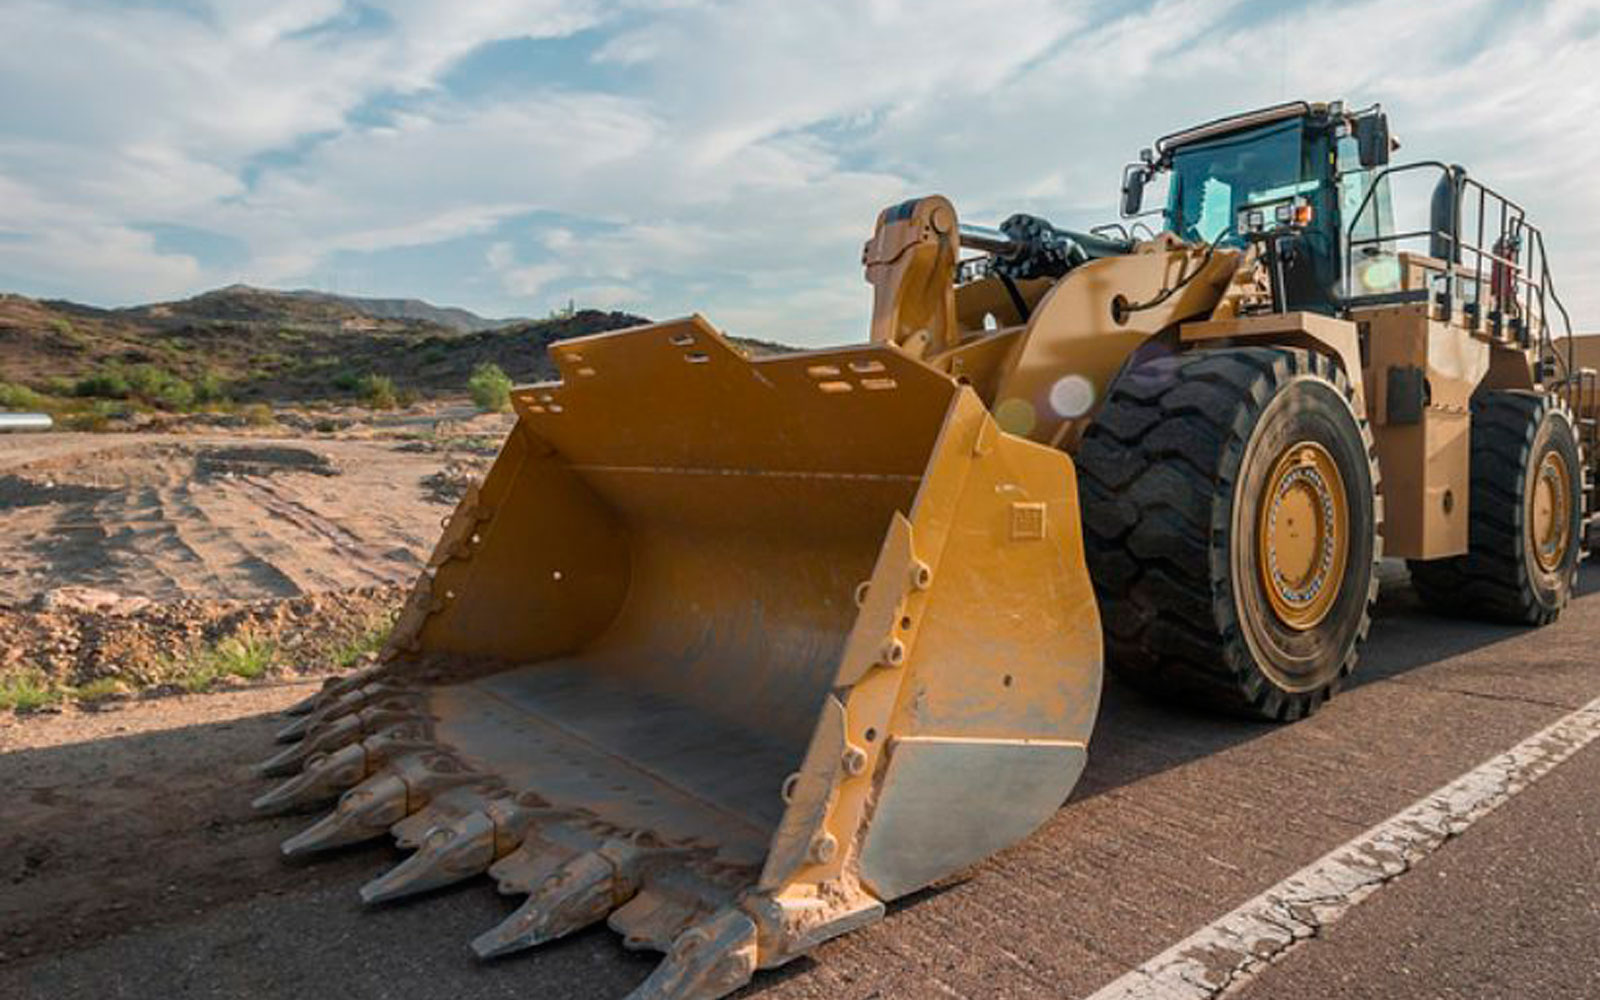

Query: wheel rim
[1256,440,1348,631]
[1529,449,1572,573]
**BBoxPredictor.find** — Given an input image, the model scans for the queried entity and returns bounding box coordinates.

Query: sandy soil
[0,431,489,604]
[1,432,438,601]
[0,418,502,692]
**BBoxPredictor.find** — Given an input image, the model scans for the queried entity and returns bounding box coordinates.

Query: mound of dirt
[195,444,339,478]
[6,442,338,488]
[0,584,404,693]
[0,474,115,508]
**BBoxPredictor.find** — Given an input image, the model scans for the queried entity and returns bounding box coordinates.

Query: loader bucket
[257,316,1102,1000]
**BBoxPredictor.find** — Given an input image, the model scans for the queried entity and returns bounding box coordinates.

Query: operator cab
[1121,100,1395,315]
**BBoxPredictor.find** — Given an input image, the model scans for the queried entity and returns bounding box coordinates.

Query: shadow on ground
[1075,561,1600,799]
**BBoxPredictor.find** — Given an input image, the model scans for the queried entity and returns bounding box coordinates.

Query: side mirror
[1354,113,1390,169]
[1121,164,1149,217]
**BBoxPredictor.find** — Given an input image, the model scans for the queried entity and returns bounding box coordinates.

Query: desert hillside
[0,286,647,418]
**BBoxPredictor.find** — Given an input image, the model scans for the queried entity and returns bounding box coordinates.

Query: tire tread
[1078,347,1381,721]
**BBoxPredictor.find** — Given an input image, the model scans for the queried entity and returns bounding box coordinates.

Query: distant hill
[120,284,516,333]
[0,288,646,407]
[283,288,516,331]
[1,286,793,418]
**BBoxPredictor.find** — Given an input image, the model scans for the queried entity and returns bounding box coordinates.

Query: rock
[31,587,152,616]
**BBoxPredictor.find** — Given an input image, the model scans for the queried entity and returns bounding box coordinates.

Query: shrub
[332,370,362,392]
[73,677,128,702]
[1,671,64,712]
[76,363,194,408]
[49,317,87,350]
[194,370,228,405]
[127,365,194,410]
[171,633,279,692]
[468,362,513,413]
[241,403,275,427]
[75,367,131,399]
[333,621,392,670]
[210,635,276,680]
[0,381,49,410]
[359,373,398,410]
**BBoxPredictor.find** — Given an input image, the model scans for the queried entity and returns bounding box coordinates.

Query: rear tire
[1077,347,1381,721]
[1409,391,1582,624]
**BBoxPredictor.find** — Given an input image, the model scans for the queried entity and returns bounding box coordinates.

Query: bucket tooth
[373,793,556,900]
[360,809,496,903]
[256,706,425,778]
[273,690,366,743]
[623,908,759,1000]
[274,713,318,745]
[252,742,372,814]
[282,690,323,717]
[471,841,644,959]
[391,786,483,849]
[274,683,405,743]
[609,887,713,953]
[282,773,410,856]
[283,666,378,717]
[256,714,362,777]
[278,743,487,853]
[251,729,428,814]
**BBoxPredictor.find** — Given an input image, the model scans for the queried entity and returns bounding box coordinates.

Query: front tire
[1409,391,1582,624]
[1077,347,1381,721]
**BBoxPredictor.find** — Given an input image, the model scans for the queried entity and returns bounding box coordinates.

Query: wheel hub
[1529,450,1572,573]
[1257,441,1348,631]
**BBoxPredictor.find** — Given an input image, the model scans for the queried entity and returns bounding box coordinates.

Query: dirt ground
[0,681,365,964]
[0,424,504,604]
[0,419,505,695]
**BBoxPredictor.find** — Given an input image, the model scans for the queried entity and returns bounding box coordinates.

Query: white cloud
[2,0,1599,340]
[0,172,203,301]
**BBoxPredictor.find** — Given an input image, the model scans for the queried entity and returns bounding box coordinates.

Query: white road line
[1085,694,1600,1000]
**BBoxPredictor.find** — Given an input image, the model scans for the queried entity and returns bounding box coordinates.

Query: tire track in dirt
[163,479,304,598]
[4,437,440,604]
[229,477,408,589]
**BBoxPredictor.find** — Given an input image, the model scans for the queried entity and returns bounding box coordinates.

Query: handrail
[1343,160,1575,403]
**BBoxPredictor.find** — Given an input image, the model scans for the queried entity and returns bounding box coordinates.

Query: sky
[2,0,1599,345]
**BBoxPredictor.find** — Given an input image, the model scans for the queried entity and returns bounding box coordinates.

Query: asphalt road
[4,564,1598,999]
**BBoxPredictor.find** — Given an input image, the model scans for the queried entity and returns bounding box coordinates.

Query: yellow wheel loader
[254,100,1594,999]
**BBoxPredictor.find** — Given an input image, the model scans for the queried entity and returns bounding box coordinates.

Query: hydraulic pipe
[957,224,1020,256]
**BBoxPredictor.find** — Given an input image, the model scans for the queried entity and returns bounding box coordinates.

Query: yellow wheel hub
[1257,441,1348,631]
[1529,450,1572,573]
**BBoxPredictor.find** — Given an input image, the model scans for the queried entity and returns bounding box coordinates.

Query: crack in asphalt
[1381,676,1582,711]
